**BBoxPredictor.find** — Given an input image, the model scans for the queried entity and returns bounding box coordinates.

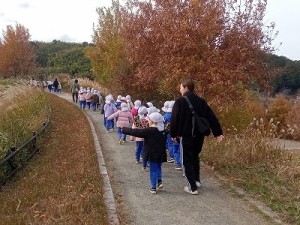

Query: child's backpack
[131,108,138,117]
[133,116,149,128]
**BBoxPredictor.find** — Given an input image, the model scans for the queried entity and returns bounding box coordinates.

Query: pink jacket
[107,110,133,128]
[79,93,86,101]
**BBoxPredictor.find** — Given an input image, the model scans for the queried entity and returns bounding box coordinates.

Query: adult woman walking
[71,79,80,103]
[170,79,224,195]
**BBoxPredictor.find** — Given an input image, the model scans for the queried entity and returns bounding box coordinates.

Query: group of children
[102,94,183,194]
[77,87,104,111]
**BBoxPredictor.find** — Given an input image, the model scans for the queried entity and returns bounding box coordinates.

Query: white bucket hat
[147,112,164,131]
[138,106,148,115]
[167,100,175,112]
[147,106,160,115]
[134,100,141,109]
[126,95,131,101]
[121,102,129,111]
[146,102,153,108]
[161,101,170,112]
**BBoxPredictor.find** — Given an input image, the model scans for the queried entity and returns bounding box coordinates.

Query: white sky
[0,0,299,60]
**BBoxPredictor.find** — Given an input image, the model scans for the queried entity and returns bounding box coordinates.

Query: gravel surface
[57,92,284,225]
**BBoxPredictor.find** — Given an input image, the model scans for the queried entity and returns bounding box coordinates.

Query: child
[91,90,100,111]
[115,95,122,110]
[165,100,182,170]
[163,100,174,162]
[122,112,167,194]
[104,96,117,132]
[78,89,86,109]
[126,95,134,110]
[132,106,149,167]
[107,103,133,144]
[131,100,141,117]
[85,89,93,109]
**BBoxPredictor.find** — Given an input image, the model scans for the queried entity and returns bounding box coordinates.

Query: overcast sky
[0,0,299,60]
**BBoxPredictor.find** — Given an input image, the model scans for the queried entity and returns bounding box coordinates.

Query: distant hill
[31,40,94,79]
[267,54,300,95]
[30,40,300,95]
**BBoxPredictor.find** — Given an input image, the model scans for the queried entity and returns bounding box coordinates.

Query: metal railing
[0,119,50,187]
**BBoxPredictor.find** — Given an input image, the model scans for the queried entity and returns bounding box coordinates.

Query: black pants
[72,93,78,103]
[181,135,205,191]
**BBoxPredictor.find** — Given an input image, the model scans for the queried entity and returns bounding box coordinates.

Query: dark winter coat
[122,127,167,163]
[53,79,59,89]
[91,94,99,104]
[170,91,223,138]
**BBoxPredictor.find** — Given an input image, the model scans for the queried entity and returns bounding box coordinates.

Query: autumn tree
[121,0,277,103]
[86,0,129,94]
[0,23,36,78]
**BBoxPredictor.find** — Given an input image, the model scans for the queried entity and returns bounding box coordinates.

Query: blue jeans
[105,119,113,131]
[92,103,97,110]
[167,134,174,159]
[79,100,86,109]
[173,142,181,166]
[117,127,127,140]
[136,141,144,162]
[149,161,162,189]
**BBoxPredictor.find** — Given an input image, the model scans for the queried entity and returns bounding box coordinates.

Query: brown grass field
[0,93,108,225]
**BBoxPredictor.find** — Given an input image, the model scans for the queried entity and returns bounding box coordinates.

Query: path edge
[84,114,120,225]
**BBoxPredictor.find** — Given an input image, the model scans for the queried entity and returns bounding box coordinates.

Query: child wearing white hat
[126,95,134,110]
[108,102,133,144]
[164,100,174,162]
[131,100,141,117]
[115,95,122,110]
[85,89,93,109]
[78,89,87,109]
[104,95,117,132]
[122,112,167,194]
[165,101,182,170]
[132,106,149,167]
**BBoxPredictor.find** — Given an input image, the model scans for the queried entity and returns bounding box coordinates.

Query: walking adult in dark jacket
[170,79,224,195]
[53,78,59,92]
[71,79,80,103]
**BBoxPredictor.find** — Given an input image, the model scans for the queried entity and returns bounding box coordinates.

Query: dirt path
[57,92,284,225]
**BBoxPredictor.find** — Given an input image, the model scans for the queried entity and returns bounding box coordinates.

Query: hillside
[32,40,93,79]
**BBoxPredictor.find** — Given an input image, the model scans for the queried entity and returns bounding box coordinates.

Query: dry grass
[202,125,300,225]
[0,86,49,159]
[0,94,108,225]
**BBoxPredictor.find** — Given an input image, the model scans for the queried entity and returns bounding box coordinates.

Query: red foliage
[121,0,276,102]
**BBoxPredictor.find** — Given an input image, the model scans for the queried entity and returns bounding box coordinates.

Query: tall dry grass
[0,86,49,158]
[202,118,300,224]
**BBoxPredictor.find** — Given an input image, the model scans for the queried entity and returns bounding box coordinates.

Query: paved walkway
[56,92,284,225]
[270,138,300,151]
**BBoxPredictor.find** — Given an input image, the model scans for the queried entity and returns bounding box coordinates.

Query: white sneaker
[167,158,175,163]
[184,186,198,195]
[196,181,201,188]
[157,182,164,190]
[149,188,157,194]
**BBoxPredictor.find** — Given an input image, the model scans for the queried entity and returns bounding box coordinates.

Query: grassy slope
[0,93,108,225]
